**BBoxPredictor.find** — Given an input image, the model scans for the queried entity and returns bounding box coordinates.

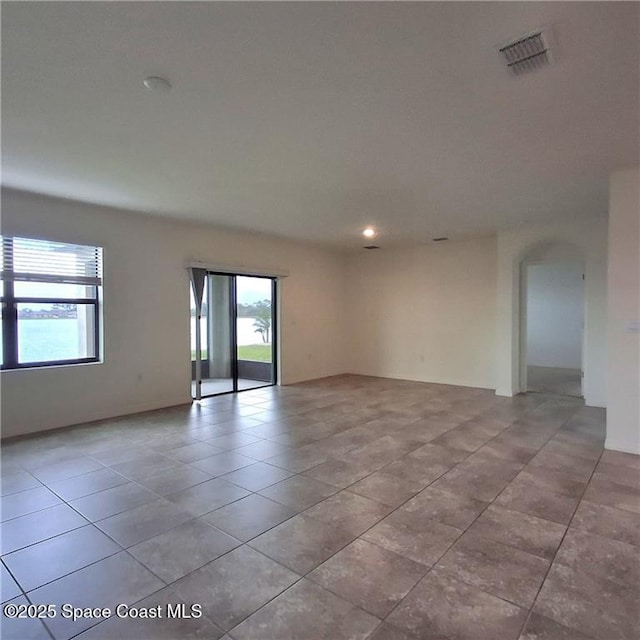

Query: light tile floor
[1,375,638,640]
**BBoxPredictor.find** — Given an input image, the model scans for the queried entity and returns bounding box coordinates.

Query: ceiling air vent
[363,245,380,250]
[499,30,552,76]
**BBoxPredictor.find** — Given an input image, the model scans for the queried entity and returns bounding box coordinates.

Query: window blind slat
[0,236,102,286]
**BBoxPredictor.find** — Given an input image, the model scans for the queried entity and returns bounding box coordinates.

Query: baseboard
[1,394,193,440]
[346,370,495,392]
[584,396,606,409]
[605,437,640,456]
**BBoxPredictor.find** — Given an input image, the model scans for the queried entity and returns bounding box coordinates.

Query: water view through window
[1,237,102,369]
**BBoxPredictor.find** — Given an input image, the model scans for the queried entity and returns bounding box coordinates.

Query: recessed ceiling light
[143,76,172,92]
[362,227,377,239]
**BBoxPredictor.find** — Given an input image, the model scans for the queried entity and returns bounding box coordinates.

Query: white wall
[0,188,621,441]
[526,262,584,369]
[345,237,497,389]
[0,189,348,438]
[606,168,640,454]
[495,219,608,407]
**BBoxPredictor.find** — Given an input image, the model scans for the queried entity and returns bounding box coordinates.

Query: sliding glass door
[191,271,276,398]
[236,276,275,391]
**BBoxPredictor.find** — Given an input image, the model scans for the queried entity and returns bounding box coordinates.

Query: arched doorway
[519,243,585,397]
[495,222,607,410]
[518,240,585,397]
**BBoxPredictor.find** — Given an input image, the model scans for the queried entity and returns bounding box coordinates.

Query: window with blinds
[0,236,103,369]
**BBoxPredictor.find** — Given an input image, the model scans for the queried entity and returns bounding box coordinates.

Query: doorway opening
[522,261,584,398]
[190,271,276,398]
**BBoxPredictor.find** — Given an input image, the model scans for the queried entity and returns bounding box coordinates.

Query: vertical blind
[0,236,103,286]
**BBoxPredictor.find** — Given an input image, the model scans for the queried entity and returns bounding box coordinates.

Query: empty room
[1,2,639,640]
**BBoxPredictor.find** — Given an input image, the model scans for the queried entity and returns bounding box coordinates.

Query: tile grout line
[230,396,570,638]
[514,444,605,640]
[215,395,581,637]
[2,389,605,640]
[5,429,438,640]
[374,396,588,637]
[220,410,503,638]
[13,473,335,637]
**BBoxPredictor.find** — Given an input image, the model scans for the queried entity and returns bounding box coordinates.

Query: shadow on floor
[527,366,582,397]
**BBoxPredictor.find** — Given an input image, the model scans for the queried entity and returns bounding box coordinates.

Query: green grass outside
[191,344,272,363]
[237,344,272,362]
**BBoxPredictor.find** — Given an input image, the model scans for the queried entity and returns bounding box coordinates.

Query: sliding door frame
[191,270,277,399]
[270,277,278,387]
[229,273,239,394]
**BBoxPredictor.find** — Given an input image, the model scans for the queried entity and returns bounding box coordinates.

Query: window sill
[1,360,103,373]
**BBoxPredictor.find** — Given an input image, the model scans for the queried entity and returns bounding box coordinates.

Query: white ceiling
[2,2,638,249]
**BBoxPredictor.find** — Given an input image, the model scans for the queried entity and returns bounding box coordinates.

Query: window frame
[1,236,102,370]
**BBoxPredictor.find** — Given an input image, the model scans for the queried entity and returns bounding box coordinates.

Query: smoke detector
[143,76,172,92]
[499,29,552,76]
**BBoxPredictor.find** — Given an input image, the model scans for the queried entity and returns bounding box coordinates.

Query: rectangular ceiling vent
[499,30,552,76]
